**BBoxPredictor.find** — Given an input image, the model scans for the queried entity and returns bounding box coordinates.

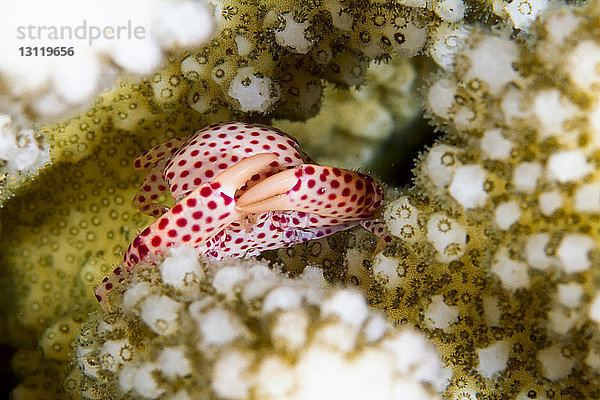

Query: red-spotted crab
[95,122,388,309]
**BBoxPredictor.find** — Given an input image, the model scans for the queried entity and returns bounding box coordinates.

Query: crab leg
[269,211,362,230]
[94,266,131,309]
[133,157,172,217]
[202,215,359,260]
[360,220,390,238]
[133,136,187,170]
[124,153,277,269]
[236,165,383,220]
[94,211,364,309]
[132,137,188,216]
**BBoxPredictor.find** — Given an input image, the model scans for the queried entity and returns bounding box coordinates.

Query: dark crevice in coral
[371,114,439,188]
[0,343,17,397]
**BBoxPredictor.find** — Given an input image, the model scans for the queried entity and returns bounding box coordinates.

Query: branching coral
[45,0,496,171]
[0,0,215,205]
[65,248,449,400]
[0,132,152,346]
[273,56,422,170]
[0,0,498,346]
[361,2,600,398]
[2,0,594,398]
[174,0,430,118]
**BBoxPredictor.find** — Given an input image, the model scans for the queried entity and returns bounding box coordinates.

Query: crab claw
[123,153,279,268]
[96,153,279,310]
[213,152,278,197]
[236,164,383,219]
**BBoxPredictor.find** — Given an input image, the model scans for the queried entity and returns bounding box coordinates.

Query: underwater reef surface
[369,3,600,398]
[3,0,600,399]
[65,251,449,399]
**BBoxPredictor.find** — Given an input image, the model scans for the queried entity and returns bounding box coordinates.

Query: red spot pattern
[200,187,212,197]
[99,122,386,309]
[158,219,168,229]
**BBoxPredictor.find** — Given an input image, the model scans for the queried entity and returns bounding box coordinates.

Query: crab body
[95,122,386,308]
[134,123,307,215]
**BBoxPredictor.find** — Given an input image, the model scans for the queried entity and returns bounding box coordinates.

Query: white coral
[505,0,550,30]
[464,36,519,94]
[448,165,488,209]
[384,196,422,242]
[0,113,48,173]
[491,248,530,291]
[424,295,459,330]
[0,0,214,118]
[477,340,510,379]
[429,24,470,71]
[275,13,314,54]
[426,213,467,262]
[432,0,466,23]
[228,67,281,113]
[70,254,448,399]
[480,129,512,161]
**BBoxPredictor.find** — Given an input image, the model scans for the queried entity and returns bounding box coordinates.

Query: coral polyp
[69,252,449,400]
[360,2,600,398]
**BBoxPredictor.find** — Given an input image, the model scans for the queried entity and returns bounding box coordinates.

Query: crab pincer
[236,164,384,221]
